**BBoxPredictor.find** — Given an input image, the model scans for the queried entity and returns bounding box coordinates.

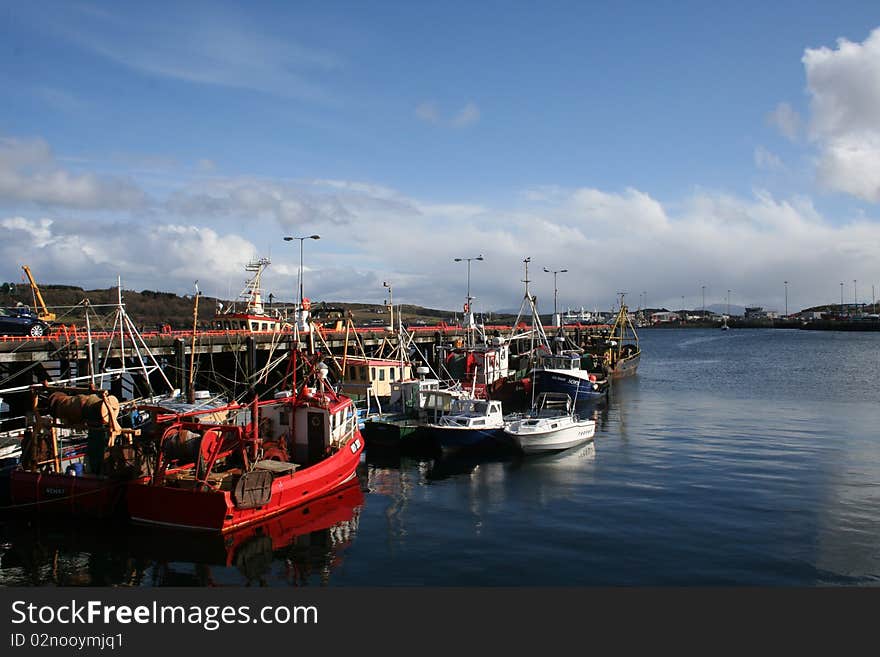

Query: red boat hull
[127,436,364,532]
[9,470,141,518]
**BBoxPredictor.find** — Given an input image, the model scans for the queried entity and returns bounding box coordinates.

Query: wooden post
[341,317,351,377]
[51,425,60,473]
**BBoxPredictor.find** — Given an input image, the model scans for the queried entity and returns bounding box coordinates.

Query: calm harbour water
[2,328,879,586]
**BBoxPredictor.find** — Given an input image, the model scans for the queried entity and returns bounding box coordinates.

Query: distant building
[744,306,780,320]
[651,311,680,323]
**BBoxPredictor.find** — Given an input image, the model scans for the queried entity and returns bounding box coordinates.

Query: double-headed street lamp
[543,267,568,325]
[454,255,483,320]
[283,234,320,307]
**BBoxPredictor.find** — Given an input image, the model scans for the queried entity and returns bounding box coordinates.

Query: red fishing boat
[127,367,364,533]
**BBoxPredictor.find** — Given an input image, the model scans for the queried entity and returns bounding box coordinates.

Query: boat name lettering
[44,487,66,496]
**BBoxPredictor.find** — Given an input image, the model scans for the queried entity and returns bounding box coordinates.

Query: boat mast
[509,257,550,353]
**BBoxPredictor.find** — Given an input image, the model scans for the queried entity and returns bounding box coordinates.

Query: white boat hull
[504,418,596,453]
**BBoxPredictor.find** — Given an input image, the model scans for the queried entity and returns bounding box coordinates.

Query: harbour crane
[21,265,56,322]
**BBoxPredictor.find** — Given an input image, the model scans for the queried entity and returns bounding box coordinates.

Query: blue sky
[2,1,880,314]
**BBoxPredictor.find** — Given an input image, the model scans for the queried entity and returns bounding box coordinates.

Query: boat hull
[504,421,595,454]
[427,426,506,452]
[9,470,141,518]
[532,370,607,401]
[127,437,364,533]
[129,480,364,567]
[361,417,430,452]
[611,353,640,379]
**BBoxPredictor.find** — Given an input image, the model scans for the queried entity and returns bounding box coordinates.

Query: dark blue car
[0,307,50,337]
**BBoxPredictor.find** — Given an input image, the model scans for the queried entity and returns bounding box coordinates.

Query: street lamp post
[284,235,321,308]
[854,279,858,315]
[840,282,844,316]
[727,289,731,317]
[543,267,568,326]
[383,281,393,330]
[454,255,483,336]
[701,285,706,319]
[681,295,685,321]
[784,281,788,317]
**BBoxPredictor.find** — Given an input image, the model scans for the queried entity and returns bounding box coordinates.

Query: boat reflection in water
[0,480,365,586]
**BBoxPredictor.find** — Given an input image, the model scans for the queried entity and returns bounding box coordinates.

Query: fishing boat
[583,296,640,379]
[360,374,471,451]
[503,392,596,454]
[530,349,609,402]
[1,282,230,519]
[425,398,506,452]
[126,360,364,533]
[213,257,290,333]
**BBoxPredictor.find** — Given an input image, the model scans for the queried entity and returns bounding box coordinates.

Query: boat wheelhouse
[531,350,609,402]
[440,336,510,399]
[213,257,289,334]
[339,357,413,405]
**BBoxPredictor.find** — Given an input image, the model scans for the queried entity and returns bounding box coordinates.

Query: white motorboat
[503,392,595,454]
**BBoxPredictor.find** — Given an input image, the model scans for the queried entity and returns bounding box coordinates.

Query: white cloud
[766,102,801,140]
[452,102,480,127]
[415,101,480,128]
[0,216,258,293]
[754,145,784,171]
[0,137,145,209]
[166,177,418,227]
[415,101,439,124]
[45,5,340,101]
[803,27,880,201]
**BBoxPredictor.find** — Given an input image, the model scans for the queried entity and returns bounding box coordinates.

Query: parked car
[0,307,51,337]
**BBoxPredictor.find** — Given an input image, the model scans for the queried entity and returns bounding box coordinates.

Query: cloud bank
[2,145,878,314]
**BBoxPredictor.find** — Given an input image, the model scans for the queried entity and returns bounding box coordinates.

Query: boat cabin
[443,338,510,386]
[291,392,359,466]
[447,399,503,420]
[537,352,583,371]
[212,315,283,333]
[533,392,573,417]
[340,357,412,400]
